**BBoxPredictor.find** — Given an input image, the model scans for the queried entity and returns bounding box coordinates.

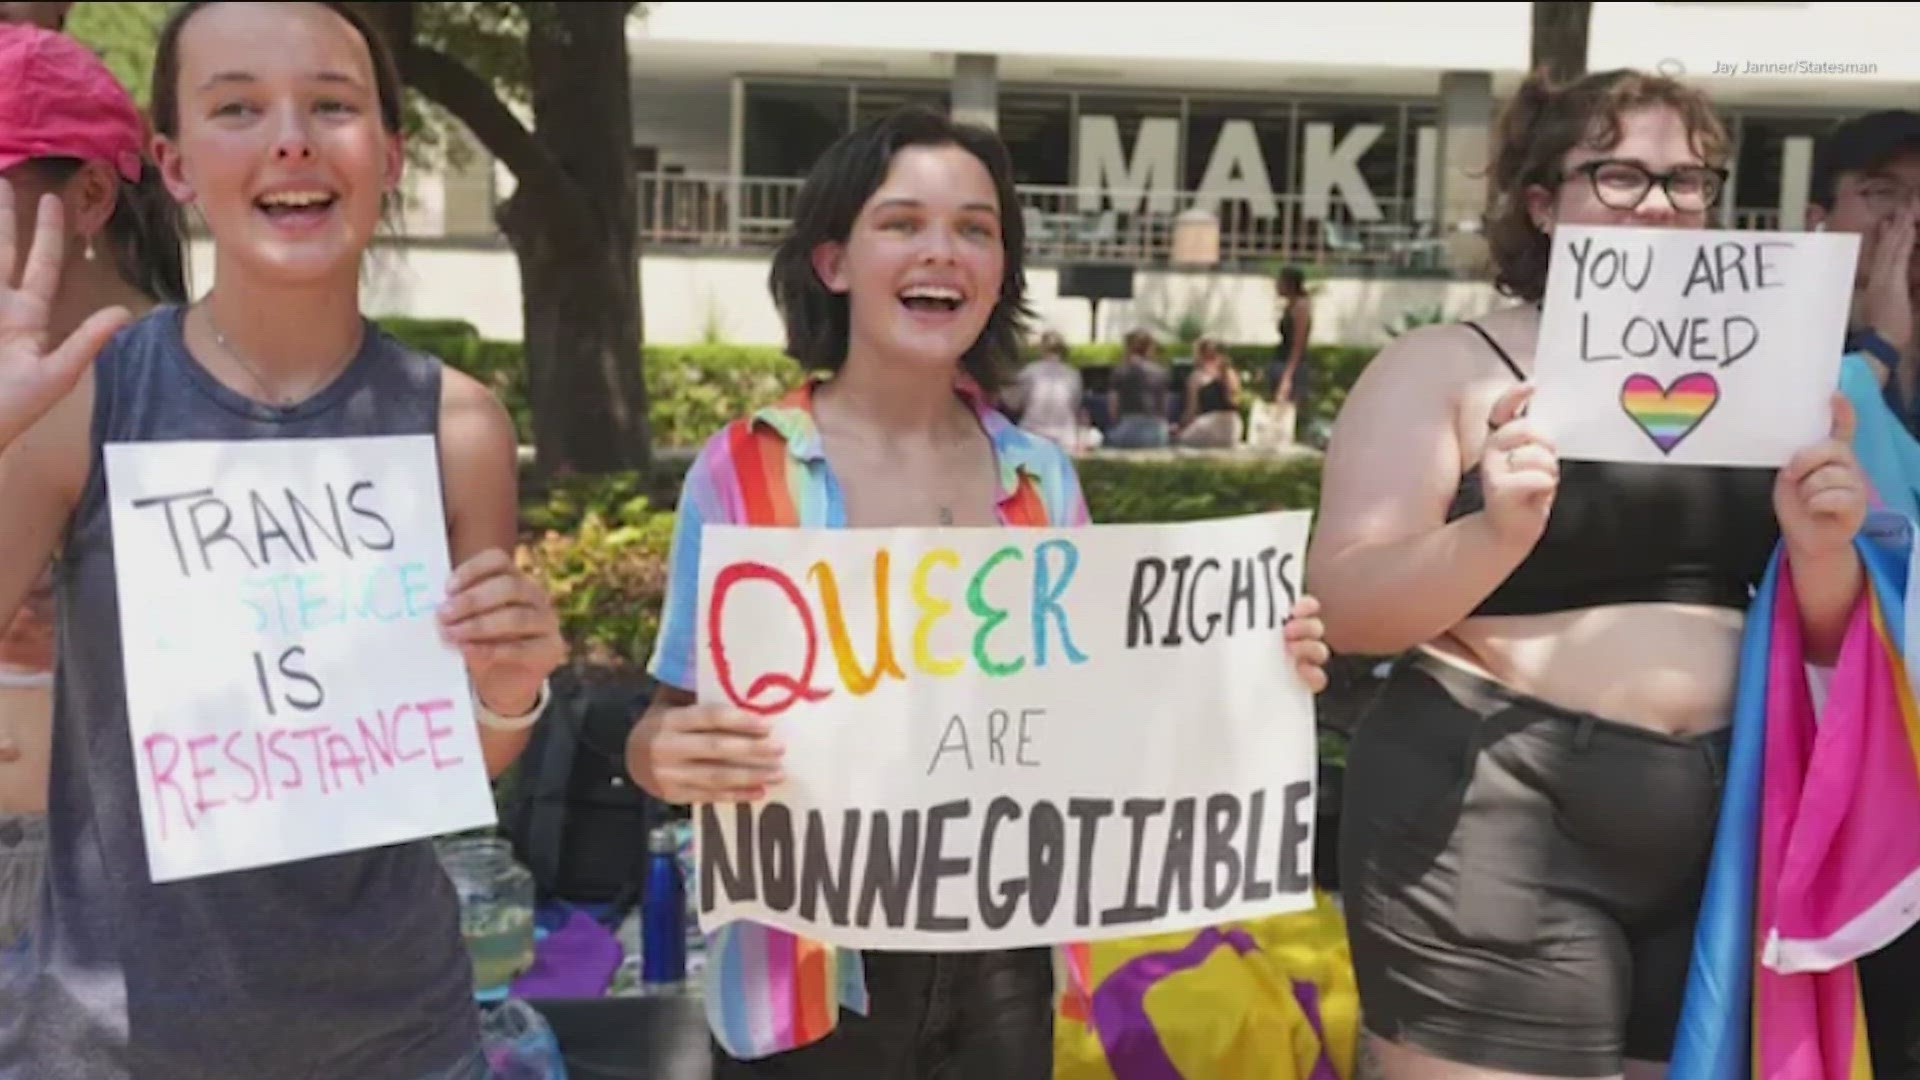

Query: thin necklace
[201,302,364,408]
[813,395,966,526]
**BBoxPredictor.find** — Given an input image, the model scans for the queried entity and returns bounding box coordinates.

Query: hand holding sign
[0,179,130,449]
[1477,382,1560,548]
[1774,393,1869,561]
[630,702,787,805]
[1283,595,1330,694]
[1528,225,1859,467]
[437,547,567,717]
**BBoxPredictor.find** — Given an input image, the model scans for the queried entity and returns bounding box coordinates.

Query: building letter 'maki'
[1302,122,1384,222]
[1077,115,1179,215]
[1194,120,1278,219]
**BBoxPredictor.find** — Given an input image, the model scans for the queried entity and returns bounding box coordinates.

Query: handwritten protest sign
[693,511,1318,952]
[104,435,496,884]
[1529,225,1859,467]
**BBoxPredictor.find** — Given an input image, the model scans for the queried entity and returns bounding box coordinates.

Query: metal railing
[637,172,1805,270]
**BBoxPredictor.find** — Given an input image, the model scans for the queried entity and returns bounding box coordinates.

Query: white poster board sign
[693,511,1319,952]
[104,435,497,884]
[1529,225,1859,467]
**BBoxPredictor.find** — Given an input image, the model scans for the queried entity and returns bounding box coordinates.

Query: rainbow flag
[1670,354,1920,1080]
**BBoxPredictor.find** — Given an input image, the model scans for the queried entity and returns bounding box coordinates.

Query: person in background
[1310,67,1867,1080]
[1269,266,1313,415]
[1106,329,1171,448]
[1005,329,1086,450]
[1806,110,1920,436]
[1175,335,1240,447]
[1805,107,1920,1080]
[0,4,566,1076]
[626,104,1333,1079]
[0,17,187,963]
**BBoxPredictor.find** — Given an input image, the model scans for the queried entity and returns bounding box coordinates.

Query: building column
[1778,135,1814,230]
[952,53,999,131]
[1436,70,1493,274]
[440,125,498,238]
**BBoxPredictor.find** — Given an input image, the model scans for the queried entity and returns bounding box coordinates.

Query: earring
[84,237,96,263]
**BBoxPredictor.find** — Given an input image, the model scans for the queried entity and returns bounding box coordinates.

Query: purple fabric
[1289,979,1340,1080]
[1088,927,1259,1080]
[509,908,623,1000]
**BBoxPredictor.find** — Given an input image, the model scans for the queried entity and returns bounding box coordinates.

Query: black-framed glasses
[1559,159,1729,212]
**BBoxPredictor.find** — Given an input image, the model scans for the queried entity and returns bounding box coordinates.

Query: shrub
[516,476,678,674]
[1075,455,1322,524]
[379,319,1375,452]
[643,345,804,448]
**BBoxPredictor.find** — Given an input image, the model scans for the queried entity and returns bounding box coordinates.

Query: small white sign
[1530,225,1859,467]
[104,435,497,884]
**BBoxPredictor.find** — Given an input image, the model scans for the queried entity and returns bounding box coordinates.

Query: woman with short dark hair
[627,104,1332,1078]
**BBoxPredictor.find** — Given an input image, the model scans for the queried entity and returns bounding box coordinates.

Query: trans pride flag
[1669,353,1920,1080]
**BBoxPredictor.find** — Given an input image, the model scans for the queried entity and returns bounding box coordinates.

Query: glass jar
[437,836,535,995]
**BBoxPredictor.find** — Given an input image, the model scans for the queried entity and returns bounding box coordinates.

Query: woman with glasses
[1307,68,1868,1080]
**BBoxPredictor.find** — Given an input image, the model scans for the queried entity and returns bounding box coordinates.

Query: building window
[743,81,851,178]
[1730,111,1846,221]
[852,84,951,131]
[1001,90,1073,187]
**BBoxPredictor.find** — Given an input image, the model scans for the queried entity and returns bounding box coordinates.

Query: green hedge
[377,317,1374,450]
[1075,455,1321,524]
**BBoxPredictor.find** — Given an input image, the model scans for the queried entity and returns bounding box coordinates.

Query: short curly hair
[1484,67,1730,303]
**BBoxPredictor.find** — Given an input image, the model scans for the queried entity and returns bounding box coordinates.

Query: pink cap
[0,23,145,182]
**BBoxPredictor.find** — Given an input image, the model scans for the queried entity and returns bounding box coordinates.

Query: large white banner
[693,511,1319,951]
[1529,225,1858,468]
[104,435,497,884]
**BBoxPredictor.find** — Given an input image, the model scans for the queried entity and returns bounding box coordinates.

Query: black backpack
[501,672,675,918]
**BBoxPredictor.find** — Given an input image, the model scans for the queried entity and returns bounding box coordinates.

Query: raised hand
[0,178,130,450]
[1775,393,1868,562]
[1861,204,1916,363]
[1477,381,1560,549]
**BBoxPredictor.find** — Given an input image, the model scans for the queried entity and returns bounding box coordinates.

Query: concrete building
[277,1,1916,348]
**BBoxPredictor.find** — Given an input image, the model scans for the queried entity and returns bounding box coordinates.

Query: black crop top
[1446,322,1781,617]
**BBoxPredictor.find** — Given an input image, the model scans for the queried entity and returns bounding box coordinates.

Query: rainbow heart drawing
[1619,371,1720,454]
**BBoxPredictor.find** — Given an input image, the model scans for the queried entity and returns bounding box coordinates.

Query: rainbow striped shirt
[649,374,1091,1060]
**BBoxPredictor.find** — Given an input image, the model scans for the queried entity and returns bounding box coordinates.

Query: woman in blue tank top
[0,4,566,1078]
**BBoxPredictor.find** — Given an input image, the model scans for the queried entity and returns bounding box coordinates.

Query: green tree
[357,2,651,477]
[63,1,170,106]
[1530,1,1592,82]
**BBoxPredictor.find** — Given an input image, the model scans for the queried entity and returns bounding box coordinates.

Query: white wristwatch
[474,678,553,732]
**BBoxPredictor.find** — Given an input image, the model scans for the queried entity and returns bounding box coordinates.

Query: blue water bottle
[641,824,687,991]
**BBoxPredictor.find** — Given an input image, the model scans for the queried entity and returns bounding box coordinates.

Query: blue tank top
[0,306,478,1079]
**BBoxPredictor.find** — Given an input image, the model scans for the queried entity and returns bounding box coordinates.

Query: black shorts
[1338,652,1730,1077]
